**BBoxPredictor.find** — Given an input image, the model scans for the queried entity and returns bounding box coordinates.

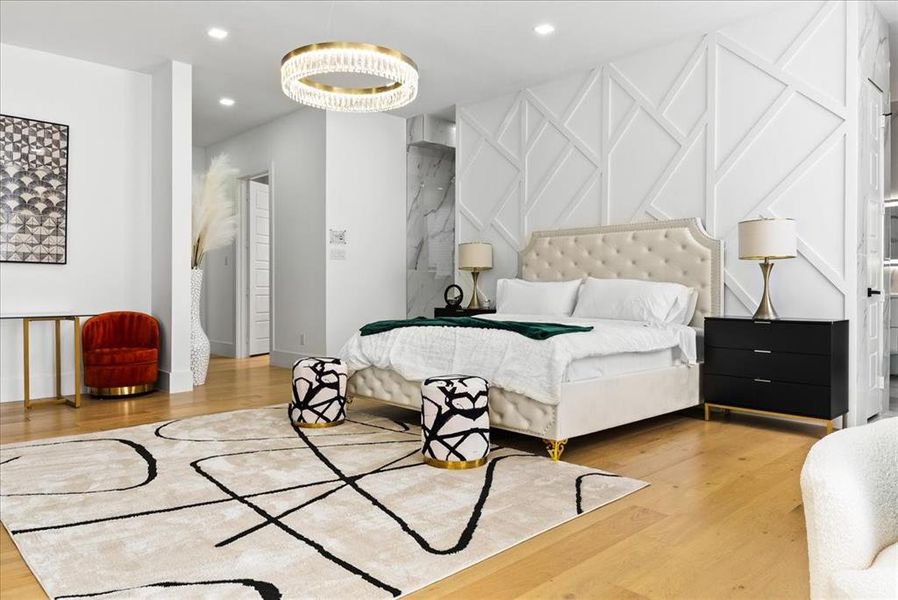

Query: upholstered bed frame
[348,217,723,459]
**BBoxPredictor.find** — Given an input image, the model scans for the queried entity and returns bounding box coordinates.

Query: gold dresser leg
[543,439,568,461]
[55,319,62,399]
[704,403,710,421]
[71,317,82,408]
[23,318,31,410]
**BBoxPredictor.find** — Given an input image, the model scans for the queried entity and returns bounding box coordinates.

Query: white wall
[198,110,405,361]
[150,60,193,393]
[0,44,152,402]
[456,0,885,425]
[204,108,327,366]
[458,0,852,319]
[325,112,406,354]
[192,145,210,334]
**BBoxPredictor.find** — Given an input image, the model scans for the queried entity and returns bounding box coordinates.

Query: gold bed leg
[543,439,568,462]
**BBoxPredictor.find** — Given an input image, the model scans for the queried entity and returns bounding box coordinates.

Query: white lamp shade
[458,242,493,270]
[738,218,797,260]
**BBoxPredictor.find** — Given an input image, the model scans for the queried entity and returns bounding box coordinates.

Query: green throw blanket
[359,316,593,340]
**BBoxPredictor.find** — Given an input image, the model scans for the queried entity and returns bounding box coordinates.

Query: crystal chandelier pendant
[280,41,418,112]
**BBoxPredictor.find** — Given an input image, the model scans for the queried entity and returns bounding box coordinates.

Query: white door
[862,80,885,420]
[248,180,270,356]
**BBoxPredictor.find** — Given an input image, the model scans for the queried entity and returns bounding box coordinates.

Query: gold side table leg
[71,317,82,408]
[825,420,833,435]
[23,318,31,410]
[55,319,62,399]
[704,403,710,421]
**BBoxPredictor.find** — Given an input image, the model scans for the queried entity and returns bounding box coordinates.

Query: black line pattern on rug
[54,578,281,599]
[10,440,418,535]
[574,472,622,514]
[214,447,423,548]
[154,419,296,442]
[191,451,402,597]
[293,421,531,555]
[0,438,156,497]
[0,456,20,465]
[154,417,393,442]
[4,409,617,600]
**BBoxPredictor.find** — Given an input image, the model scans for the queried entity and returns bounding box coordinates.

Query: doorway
[236,173,271,358]
[861,79,886,422]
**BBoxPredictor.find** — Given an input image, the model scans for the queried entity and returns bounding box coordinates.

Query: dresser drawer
[705,320,832,355]
[704,347,831,386]
[704,374,838,419]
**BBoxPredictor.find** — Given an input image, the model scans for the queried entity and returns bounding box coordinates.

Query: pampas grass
[192,154,239,268]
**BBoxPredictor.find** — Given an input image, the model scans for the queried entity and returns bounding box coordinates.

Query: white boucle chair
[800,418,898,599]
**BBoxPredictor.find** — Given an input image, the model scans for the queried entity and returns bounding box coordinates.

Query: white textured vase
[191,267,210,386]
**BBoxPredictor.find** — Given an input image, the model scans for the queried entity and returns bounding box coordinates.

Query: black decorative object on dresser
[443,283,464,308]
[703,317,848,433]
[434,306,497,318]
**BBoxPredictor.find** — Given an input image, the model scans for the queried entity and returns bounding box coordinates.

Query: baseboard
[270,349,307,369]
[209,340,236,357]
[157,369,194,393]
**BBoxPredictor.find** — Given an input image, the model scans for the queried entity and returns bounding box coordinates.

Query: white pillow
[496,278,582,316]
[572,277,693,323]
[670,287,700,325]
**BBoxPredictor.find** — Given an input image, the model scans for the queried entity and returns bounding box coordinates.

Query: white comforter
[338,313,696,405]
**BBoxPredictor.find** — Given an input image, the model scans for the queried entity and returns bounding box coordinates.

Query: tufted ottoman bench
[421,375,490,469]
[290,357,347,428]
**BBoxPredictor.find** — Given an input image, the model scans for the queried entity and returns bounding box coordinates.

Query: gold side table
[1,313,93,409]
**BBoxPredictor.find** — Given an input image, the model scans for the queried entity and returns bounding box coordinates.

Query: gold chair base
[704,402,834,434]
[88,384,154,398]
[293,419,345,429]
[543,438,568,461]
[423,456,487,470]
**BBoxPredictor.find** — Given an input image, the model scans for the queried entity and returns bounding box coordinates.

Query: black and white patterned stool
[290,357,347,428]
[421,375,490,469]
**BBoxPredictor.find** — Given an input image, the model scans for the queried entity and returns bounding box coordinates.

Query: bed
[344,217,723,460]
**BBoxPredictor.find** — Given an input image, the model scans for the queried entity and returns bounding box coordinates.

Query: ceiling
[1,1,882,147]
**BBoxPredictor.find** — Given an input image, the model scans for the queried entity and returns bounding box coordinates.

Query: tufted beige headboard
[519,217,723,326]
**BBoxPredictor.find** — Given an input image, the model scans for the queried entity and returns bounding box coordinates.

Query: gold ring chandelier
[280,41,418,113]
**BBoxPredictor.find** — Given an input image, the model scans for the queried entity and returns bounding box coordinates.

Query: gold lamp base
[466,269,483,309]
[753,259,778,320]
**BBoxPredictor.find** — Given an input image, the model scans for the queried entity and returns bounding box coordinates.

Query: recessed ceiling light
[533,23,555,36]
[207,27,229,40]
[219,97,235,107]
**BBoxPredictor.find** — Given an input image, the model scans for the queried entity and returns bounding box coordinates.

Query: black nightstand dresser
[703,317,848,433]
[434,307,497,318]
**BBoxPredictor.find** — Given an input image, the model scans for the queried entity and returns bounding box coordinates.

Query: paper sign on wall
[329,229,347,260]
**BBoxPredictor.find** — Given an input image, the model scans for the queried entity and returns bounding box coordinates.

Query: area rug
[0,406,646,599]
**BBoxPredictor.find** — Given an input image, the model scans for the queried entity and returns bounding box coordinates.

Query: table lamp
[458,242,493,309]
[738,217,797,320]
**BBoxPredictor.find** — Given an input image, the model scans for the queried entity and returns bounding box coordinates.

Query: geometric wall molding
[457,0,852,321]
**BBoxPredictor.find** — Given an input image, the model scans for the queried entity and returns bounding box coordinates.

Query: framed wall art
[0,114,69,264]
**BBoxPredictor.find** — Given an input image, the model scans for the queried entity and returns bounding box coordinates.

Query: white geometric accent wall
[457,0,851,322]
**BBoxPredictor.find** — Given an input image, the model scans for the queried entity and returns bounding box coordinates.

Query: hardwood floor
[0,356,821,599]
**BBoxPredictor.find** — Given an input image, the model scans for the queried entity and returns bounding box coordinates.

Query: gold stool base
[293,419,345,429]
[88,384,154,398]
[423,456,487,470]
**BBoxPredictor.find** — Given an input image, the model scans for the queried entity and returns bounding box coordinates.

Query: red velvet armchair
[82,311,159,397]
